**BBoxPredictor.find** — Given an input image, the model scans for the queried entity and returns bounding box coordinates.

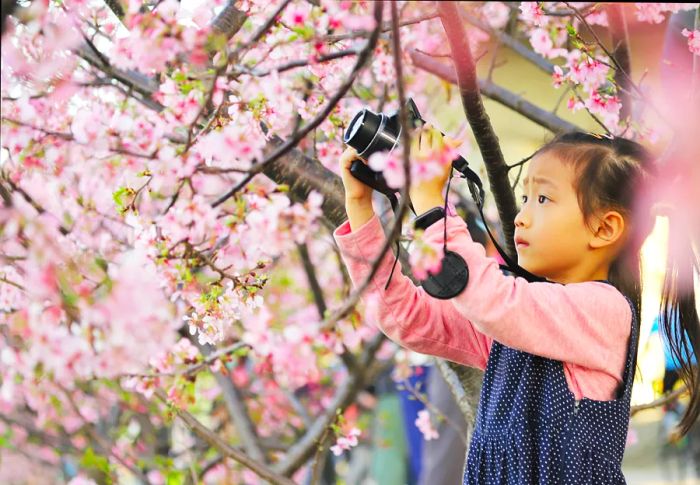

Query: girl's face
[514,152,598,283]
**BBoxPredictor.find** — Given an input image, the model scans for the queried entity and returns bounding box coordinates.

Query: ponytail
[657,207,700,436]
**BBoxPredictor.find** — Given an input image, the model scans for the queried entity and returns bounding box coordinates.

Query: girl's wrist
[411,191,445,216]
[345,197,375,232]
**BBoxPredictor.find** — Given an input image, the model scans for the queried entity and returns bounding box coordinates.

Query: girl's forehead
[523,153,575,187]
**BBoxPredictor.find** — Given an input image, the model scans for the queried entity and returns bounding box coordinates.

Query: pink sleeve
[333,214,492,370]
[427,213,632,378]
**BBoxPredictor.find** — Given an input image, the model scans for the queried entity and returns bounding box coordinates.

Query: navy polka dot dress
[463,286,638,484]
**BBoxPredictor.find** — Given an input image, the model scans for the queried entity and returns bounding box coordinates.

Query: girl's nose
[514,206,530,228]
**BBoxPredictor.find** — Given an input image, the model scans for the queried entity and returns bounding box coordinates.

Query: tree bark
[438,1,519,261]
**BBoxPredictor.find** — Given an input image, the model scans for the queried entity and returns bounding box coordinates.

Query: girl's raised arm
[333,213,492,370]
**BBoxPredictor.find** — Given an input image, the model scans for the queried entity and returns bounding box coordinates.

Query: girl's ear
[589,210,626,249]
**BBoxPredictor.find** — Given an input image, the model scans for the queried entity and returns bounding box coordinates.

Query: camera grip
[349,159,394,195]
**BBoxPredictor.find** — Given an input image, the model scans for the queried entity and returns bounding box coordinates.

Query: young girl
[334,127,700,484]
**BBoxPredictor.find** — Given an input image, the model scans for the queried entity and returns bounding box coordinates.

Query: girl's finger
[422,125,431,154]
[444,136,463,149]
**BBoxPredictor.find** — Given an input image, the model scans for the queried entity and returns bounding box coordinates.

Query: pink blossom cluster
[415,409,439,441]
[682,29,700,56]
[519,2,547,28]
[330,427,361,456]
[634,3,698,24]
[366,136,462,191]
[111,0,213,73]
[1,2,82,90]
[409,230,445,280]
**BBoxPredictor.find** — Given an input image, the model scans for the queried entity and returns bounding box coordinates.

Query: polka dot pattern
[463,287,638,484]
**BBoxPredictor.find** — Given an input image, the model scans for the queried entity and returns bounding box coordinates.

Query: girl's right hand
[339,147,373,203]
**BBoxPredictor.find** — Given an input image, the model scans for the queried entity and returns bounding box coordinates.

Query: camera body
[342,99,471,300]
[343,99,425,197]
[341,98,549,299]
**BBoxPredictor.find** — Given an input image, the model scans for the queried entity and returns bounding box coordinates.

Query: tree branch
[459,8,555,75]
[605,4,632,122]
[438,1,519,260]
[409,49,579,134]
[272,333,385,476]
[209,0,247,38]
[154,388,295,485]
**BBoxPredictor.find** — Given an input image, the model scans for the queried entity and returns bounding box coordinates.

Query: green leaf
[112,186,134,213]
[292,25,315,40]
[81,447,112,476]
[95,256,109,272]
[0,427,13,449]
[166,470,186,485]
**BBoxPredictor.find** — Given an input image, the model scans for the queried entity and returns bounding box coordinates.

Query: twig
[154,388,295,485]
[60,386,149,482]
[631,385,689,416]
[398,375,467,445]
[228,0,293,62]
[459,7,555,75]
[3,177,71,235]
[321,10,439,43]
[1,117,157,160]
[235,49,359,77]
[563,1,670,128]
[119,342,250,379]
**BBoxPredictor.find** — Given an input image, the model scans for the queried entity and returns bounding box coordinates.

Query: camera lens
[344,109,383,157]
[345,111,365,142]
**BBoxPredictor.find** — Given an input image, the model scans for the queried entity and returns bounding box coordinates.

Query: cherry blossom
[415,409,439,441]
[682,29,700,56]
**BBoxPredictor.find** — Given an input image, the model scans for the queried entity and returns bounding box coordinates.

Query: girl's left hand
[409,123,462,209]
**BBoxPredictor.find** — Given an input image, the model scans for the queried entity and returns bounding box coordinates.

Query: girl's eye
[521,195,549,204]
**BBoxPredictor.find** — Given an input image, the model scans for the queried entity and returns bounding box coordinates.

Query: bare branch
[322,10,439,43]
[209,0,247,39]
[155,388,296,485]
[605,4,632,122]
[235,49,359,77]
[409,49,579,134]
[119,342,249,379]
[631,386,688,416]
[229,0,292,61]
[103,0,125,21]
[1,116,158,159]
[459,8,555,75]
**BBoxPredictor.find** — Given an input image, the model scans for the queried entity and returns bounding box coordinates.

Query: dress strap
[619,295,639,399]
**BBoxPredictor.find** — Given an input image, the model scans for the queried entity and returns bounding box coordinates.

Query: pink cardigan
[333,212,633,401]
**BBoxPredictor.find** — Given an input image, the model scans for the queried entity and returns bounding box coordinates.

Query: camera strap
[454,168,547,283]
[383,159,548,295]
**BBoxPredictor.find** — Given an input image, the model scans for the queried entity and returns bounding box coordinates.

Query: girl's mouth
[515,238,529,248]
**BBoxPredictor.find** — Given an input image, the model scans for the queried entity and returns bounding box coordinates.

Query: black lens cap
[420,250,469,300]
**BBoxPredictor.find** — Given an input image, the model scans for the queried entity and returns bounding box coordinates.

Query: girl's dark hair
[533,131,699,436]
